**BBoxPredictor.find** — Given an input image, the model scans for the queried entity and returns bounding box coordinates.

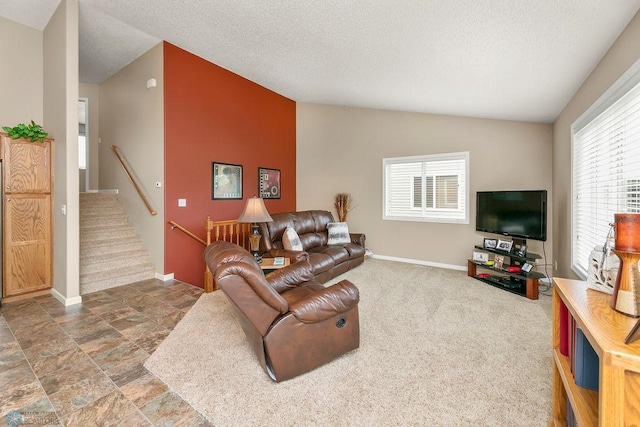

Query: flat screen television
[475,190,547,241]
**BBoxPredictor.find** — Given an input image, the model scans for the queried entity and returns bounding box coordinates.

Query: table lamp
[237,196,273,263]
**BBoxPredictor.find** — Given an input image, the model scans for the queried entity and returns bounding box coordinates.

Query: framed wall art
[258,167,281,199]
[212,162,242,200]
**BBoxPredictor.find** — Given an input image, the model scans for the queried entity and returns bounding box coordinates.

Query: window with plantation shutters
[383,152,469,223]
[572,63,640,278]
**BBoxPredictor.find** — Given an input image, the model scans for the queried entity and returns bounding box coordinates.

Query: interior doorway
[79,98,88,192]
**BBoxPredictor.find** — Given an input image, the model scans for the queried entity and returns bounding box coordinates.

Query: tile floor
[0,279,213,426]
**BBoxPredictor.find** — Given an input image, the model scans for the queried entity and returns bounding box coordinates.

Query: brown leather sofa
[203,240,360,382]
[258,210,366,283]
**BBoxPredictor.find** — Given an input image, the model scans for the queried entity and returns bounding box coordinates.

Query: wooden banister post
[204,215,216,292]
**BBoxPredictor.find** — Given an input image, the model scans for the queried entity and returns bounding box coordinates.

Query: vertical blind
[383,152,469,223]
[572,75,640,277]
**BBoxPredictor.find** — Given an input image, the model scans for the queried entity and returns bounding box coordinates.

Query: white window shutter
[572,75,640,278]
[383,152,469,224]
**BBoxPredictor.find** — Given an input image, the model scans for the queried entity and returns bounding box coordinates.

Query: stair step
[80,236,144,256]
[80,197,123,210]
[80,206,126,216]
[80,264,156,294]
[81,262,155,282]
[80,214,130,228]
[80,249,151,275]
[80,225,138,242]
[80,193,118,201]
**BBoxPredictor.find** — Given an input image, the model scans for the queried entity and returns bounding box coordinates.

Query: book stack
[558,298,600,426]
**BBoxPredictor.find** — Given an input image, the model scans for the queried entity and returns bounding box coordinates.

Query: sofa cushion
[299,232,325,250]
[282,226,303,251]
[343,243,366,259]
[307,252,334,274]
[309,245,350,265]
[327,222,350,245]
[292,211,317,235]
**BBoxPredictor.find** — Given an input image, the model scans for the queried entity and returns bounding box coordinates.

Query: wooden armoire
[1,132,53,301]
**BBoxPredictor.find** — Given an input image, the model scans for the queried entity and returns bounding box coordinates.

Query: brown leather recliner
[203,240,360,382]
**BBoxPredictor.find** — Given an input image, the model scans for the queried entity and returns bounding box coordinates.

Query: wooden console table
[550,278,640,425]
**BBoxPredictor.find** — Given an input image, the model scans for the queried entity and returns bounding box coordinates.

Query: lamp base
[249,223,263,264]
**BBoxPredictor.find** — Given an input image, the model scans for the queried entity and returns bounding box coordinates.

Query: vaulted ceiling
[2,0,639,123]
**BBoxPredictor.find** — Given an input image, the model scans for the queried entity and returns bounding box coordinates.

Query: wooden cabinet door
[2,136,52,193]
[3,194,52,297]
[0,134,53,298]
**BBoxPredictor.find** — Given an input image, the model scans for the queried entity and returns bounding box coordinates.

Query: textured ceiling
[2,0,640,123]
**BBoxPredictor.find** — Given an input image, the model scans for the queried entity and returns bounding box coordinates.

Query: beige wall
[44,0,80,304]
[553,11,640,280]
[99,43,165,272]
[0,16,43,125]
[79,83,100,190]
[297,104,553,270]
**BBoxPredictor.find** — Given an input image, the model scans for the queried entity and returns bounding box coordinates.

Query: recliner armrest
[268,249,310,262]
[349,233,366,248]
[289,280,359,323]
[266,260,315,293]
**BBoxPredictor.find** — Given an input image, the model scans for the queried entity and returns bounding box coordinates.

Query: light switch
[178,199,186,207]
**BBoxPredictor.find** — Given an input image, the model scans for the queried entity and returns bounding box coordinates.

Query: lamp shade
[237,197,273,223]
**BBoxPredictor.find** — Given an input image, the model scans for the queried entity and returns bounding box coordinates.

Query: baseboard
[370,254,467,272]
[155,272,175,281]
[50,288,83,306]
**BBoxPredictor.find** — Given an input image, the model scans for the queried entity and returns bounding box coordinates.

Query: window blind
[572,76,640,278]
[383,152,469,223]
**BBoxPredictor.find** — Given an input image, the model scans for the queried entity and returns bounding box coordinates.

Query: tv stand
[467,244,543,300]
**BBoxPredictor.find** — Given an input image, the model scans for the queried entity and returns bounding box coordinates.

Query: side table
[260,257,290,273]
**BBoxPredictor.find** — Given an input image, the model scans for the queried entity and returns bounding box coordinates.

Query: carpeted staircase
[80,192,156,294]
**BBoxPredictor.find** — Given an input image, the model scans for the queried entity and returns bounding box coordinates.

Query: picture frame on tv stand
[473,251,489,263]
[483,238,498,249]
[497,239,513,252]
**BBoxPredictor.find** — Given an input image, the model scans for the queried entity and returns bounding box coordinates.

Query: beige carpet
[145,258,552,426]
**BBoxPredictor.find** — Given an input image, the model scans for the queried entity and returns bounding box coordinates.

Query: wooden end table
[260,257,290,272]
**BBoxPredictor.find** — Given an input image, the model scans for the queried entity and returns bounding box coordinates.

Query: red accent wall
[164,42,296,287]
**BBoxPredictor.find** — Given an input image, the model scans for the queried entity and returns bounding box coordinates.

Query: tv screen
[475,190,547,241]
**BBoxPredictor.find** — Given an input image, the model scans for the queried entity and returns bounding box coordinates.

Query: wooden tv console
[467,245,543,300]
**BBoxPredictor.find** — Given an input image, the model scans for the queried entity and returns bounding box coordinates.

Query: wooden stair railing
[168,221,206,246]
[111,145,157,216]
[169,216,253,293]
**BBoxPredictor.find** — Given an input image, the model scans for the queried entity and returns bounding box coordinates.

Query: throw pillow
[282,226,303,251]
[327,222,350,245]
